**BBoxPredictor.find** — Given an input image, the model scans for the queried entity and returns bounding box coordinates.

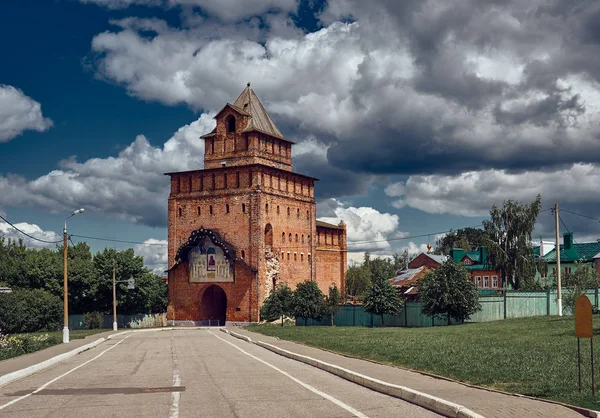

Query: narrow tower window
[227,115,236,133]
[242,203,246,213]
[209,205,213,215]
[178,207,182,217]
[226,204,230,214]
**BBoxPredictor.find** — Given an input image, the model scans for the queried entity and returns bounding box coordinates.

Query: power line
[70,234,168,247]
[559,208,600,222]
[0,214,62,244]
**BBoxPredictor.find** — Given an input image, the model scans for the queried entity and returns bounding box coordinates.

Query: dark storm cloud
[294,151,370,199]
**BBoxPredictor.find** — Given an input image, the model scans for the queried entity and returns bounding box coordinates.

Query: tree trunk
[281,315,284,327]
[331,313,334,326]
[381,314,385,327]
[304,318,308,326]
[447,313,451,326]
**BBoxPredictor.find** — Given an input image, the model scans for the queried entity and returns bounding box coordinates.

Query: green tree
[0,289,62,333]
[418,260,481,325]
[325,284,343,326]
[292,280,326,326]
[483,194,542,289]
[562,263,600,314]
[362,263,403,327]
[434,228,489,255]
[346,262,372,298]
[260,284,293,325]
[93,248,167,315]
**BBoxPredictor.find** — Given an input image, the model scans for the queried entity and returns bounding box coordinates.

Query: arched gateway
[201,285,227,326]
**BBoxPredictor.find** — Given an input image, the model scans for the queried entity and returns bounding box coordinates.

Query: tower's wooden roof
[233,85,288,141]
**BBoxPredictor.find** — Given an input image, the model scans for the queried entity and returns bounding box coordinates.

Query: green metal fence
[68,314,147,330]
[297,289,600,327]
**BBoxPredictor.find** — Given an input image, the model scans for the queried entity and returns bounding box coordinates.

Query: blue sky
[2,0,600,272]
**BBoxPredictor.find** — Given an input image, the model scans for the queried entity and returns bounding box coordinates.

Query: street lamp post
[63,208,85,343]
[112,266,135,331]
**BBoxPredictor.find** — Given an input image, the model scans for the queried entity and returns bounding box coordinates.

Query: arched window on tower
[242,203,246,213]
[297,208,300,218]
[289,233,292,242]
[277,205,280,215]
[265,203,269,213]
[226,204,230,214]
[241,250,245,259]
[265,224,273,248]
[282,232,285,243]
[295,234,298,243]
[178,207,182,217]
[226,115,236,133]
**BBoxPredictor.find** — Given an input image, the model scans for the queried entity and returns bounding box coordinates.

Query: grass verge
[248,316,600,411]
[0,329,109,361]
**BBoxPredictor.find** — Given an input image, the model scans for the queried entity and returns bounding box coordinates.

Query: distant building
[408,252,447,270]
[450,247,502,290]
[390,266,432,301]
[541,232,600,281]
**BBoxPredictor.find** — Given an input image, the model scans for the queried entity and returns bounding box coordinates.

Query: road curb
[220,328,253,343]
[252,340,485,418]
[0,336,109,388]
[0,327,183,388]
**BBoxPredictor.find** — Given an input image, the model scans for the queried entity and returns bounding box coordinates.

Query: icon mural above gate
[189,237,234,283]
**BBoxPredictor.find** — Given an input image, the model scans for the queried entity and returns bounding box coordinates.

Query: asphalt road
[0,330,439,418]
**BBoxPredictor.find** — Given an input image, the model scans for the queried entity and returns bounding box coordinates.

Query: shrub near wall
[0,289,62,333]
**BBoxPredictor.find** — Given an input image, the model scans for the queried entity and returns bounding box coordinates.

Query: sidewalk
[232,328,592,418]
[0,330,116,379]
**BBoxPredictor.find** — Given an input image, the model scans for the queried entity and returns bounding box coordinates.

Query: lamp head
[73,208,85,215]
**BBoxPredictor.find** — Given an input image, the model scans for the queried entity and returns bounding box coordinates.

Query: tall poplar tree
[483,194,542,290]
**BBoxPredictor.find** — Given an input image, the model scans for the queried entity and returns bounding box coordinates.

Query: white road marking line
[0,334,132,411]
[169,332,181,418]
[208,331,369,418]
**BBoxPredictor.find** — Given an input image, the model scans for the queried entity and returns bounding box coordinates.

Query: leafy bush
[0,331,60,361]
[0,289,62,333]
[83,312,104,329]
[129,313,167,328]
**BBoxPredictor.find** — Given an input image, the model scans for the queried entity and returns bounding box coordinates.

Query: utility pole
[63,221,69,343]
[113,263,117,331]
[555,204,562,316]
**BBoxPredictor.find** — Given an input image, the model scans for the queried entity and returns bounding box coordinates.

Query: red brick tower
[166,84,345,325]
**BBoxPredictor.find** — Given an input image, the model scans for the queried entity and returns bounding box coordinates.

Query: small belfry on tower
[164,84,347,326]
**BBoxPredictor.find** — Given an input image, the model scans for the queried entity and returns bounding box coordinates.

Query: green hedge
[0,289,62,334]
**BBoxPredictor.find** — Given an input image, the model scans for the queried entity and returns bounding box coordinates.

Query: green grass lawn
[1,329,110,361]
[248,317,600,411]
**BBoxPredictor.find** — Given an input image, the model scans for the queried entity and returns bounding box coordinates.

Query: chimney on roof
[563,232,573,250]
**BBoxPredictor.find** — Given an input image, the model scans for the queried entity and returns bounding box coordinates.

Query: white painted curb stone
[0,327,204,388]
[254,341,485,418]
[0,337,108,388]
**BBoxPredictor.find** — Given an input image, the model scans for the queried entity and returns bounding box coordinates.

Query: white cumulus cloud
[0,114,214,227]
[0,85,53,142]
